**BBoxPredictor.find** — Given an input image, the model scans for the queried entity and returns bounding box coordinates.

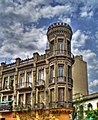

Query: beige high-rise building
[72,55,88,98]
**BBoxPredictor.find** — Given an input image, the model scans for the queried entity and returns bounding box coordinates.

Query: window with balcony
[39,69,44,80]
[10,76,14,89]
[26,93,31,105]
[37,69,44,86]
[50,65,55,83]
[27,72,32,87]
[68,88,72,101]
[58,39,64,53]
[20,73,24,87]
[50,40,54,51]
[58,64,65,82]
[67,40,71,54]
[3,77,8,90]
[50,89,54,102]
[58,88,64,101]
[19,94,24,105]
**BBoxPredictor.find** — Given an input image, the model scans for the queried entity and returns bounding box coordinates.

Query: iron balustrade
[16,82,32,89]
[57,76,66,82]
[35,79,45,87]
[47,50,74,59]
[2,85,13,91]
[49,101,73,109]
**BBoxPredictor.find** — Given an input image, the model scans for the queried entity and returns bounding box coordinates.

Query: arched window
[87,103,93,110]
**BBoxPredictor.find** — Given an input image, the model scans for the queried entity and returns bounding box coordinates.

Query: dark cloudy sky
[0,0,98,94]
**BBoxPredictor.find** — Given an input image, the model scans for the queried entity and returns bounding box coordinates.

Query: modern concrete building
[72,55,88,98]
[0,22,74,120]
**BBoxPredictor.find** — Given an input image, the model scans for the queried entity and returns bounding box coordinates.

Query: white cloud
[72,30,89,48]
[90,80,98,88]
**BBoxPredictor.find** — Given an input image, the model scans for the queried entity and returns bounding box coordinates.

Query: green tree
[85,109,98,120]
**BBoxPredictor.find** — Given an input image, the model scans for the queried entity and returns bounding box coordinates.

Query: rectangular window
[8,95,12,101]
[20,73,24,87]
[27,72,32,87]
[26,93,31,105]
[2,96,7,101]
[3,77,8,89]
[39,69,44,80]
[58,39,64,53]
[67,40,71,54]
[58,64,64,82]
[50,89,54,102]
[10,76,14,89]
[68,88,72,101]
[58,88,64,101]
[50,65,55,83]
[68,65,71,77]
[51,40,54,51]
[19,94,24,105]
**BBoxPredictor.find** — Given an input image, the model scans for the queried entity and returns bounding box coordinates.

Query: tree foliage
[85,109,98,120]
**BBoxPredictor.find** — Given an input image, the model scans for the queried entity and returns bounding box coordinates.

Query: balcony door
[20,73,24,88]
[58,64,64,82]
[58,39,64,53]
[27,72,32,87]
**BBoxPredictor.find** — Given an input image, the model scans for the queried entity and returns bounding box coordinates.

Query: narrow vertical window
[3,77,8,89]
[27,72,32,87]
[50,89,54,102]
[67,40,71,54]
[58,64,64,82]
[58,88,64,102]
[39,69,44,80]
[50,65,55,83]
[58,39,64,53]
[51,40,54,51]
[20,73,24,87]
[10,76,14,89]
[68,88,72,101]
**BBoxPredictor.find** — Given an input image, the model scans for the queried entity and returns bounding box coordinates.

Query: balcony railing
[0,85,14,93]
[49,77,55,84]
[57,76,66,83]
[47,50,74,59]
[49,101,73,109]
[16,82,32,90]
[35,79,45,88]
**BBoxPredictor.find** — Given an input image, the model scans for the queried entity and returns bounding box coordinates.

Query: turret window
[58,39,64,53]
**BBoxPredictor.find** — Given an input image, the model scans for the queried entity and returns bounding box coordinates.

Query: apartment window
[67,40,71,53]
[39,69,44,80]
[3,77,8,89]
[8,95,12,101]
[58,64,64,82]
[2,96,6,101]
[68,65,71,77]
[50,89,54,102]
[10,76,14,89]
[26,93,31,105]
[58,39,64,53]
[58,88,64,101]
[20,73,24,87]
[19,94,24,105]
[27,72,32,87]
[50,65,55,83]
[68,88,72,101]
[51,40,54,51]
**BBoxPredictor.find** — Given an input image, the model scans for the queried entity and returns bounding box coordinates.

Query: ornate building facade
[0,22,74,120]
